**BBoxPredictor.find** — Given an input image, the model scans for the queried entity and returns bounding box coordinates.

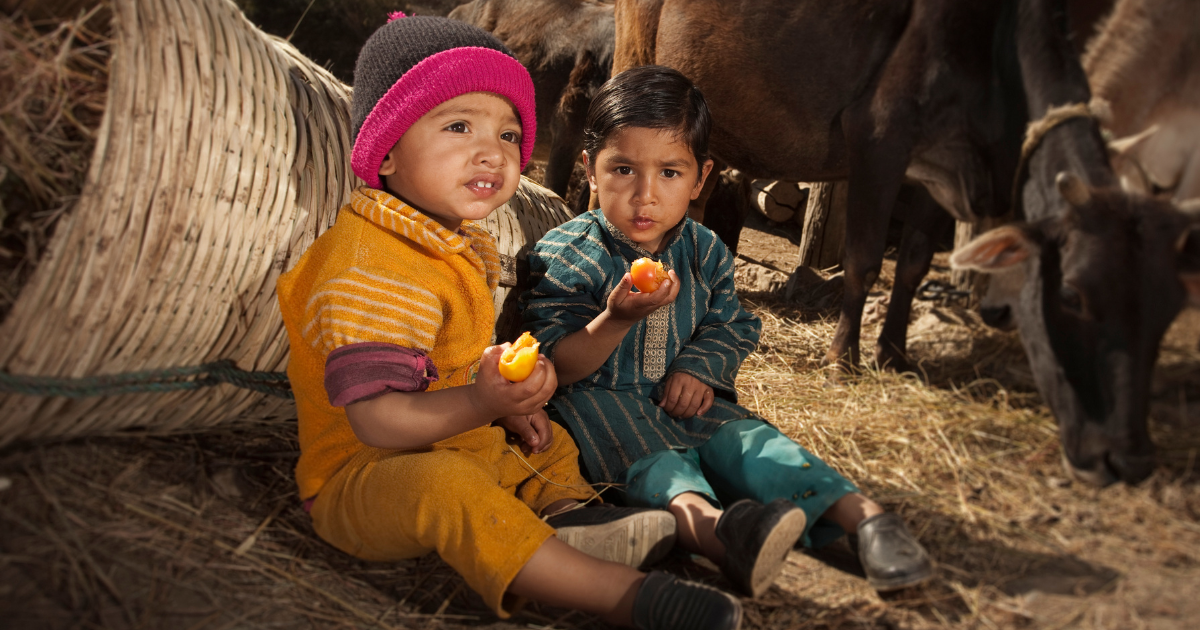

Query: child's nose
[474,136,506,167]
[633,174,658,204]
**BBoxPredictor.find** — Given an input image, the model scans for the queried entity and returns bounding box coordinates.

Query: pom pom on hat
[350,15,536,189]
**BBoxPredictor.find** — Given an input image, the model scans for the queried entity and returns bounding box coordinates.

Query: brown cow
[953,0,1200,485]
[449,0,615,198]
[1083,0,1200,203]
[614,0,1026,371]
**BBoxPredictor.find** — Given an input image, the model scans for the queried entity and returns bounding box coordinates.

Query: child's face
[586,126,713,254]
[379,91,523,231]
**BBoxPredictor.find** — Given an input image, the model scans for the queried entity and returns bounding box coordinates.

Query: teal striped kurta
[521,209,762,483]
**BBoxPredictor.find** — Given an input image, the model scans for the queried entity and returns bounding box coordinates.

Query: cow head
[953,172,1200,485]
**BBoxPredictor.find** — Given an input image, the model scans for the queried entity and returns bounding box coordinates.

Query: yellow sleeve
[299,265,443,357]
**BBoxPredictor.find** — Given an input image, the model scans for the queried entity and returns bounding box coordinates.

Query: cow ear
[1056,172,1091,207]
[950,225,1037,272]
[1176,224,1200,307]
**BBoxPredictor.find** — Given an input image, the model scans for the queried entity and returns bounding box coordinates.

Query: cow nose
[980,305,1013,330]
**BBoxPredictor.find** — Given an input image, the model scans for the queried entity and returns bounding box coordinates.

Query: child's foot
[632,570,742,630]
[853,513,934,591]
[714,499,807,597]
[546,504,677,569]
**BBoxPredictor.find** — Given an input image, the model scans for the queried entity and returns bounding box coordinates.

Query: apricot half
[631,257,670,293]
[498,331,541,382]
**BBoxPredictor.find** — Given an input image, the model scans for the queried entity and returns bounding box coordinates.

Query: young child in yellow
[276,14,742,630]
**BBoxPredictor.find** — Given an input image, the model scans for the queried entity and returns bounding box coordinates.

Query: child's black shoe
[632,570,742,630]
[546,504,676,569]
[853,512,934,591]
[714,499,806,597]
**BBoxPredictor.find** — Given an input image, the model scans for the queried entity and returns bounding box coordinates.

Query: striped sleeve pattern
[324,342,439,407]
[301,266,444,356]
[666,230,761,397]
[521,217,610,357]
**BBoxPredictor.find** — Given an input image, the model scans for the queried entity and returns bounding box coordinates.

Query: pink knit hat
[350,13,537,189]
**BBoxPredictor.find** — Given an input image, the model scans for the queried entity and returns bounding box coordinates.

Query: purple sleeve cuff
[323,342,439,407]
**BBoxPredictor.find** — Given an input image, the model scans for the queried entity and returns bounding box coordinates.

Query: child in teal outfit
[522,65,934,597]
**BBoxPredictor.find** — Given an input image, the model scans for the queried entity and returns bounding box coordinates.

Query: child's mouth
[467,177,501,196]
[632,216,655,230]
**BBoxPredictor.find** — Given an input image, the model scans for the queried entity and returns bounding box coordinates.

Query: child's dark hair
[583,65,711,172]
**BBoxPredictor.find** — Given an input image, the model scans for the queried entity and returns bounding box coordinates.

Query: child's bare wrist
[465,383,500,422]
[600,308,639,330]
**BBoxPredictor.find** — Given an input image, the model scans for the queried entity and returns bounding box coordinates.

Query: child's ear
[583,150,598,192]
[691,159,715,199]
[379,148,398,177]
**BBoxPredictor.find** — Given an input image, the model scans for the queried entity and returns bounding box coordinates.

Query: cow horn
[1176,197,1200,219]
[1056,172,1091,206]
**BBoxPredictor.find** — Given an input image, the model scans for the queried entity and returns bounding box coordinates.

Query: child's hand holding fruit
[606,257,680,325]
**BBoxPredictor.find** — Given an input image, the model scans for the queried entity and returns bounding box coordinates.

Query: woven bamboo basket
[0,0,574,446]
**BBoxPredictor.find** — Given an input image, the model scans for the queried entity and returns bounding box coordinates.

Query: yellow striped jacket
[277,186,500,499]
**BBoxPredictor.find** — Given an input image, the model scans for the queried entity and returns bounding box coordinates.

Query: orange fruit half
[630,257,669,293]
[498,331,541,382]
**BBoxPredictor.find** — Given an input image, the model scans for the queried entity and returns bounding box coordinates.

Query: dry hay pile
[3,248,1198,630]
[734,296,1200,629]
[0,7,109,321]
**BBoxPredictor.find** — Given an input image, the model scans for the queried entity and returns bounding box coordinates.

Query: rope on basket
[0,362,293,399]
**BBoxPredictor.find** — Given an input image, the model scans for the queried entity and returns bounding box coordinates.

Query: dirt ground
[1,208,1198,630]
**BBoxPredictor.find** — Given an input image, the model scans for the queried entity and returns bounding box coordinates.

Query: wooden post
[798,181,847,270]
[950,221,978,292]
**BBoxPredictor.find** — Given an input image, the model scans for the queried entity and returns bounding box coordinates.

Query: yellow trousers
[309,423,594,616]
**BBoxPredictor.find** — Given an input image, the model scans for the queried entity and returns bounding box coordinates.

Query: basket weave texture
[0,0,573,445]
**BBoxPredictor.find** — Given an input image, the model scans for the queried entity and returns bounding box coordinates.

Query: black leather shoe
[854,513,934,591]
[546,504,677,568]
[715,499,806,597]
[632,571,742,630]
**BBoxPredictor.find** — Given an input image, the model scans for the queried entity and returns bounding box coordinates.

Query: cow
[449,0,615,199]
[951,0,1200,485]
[1083,0,1200,204]
[612,0,1028,371]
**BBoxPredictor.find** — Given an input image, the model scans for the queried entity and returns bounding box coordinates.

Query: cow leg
[699,169,751,254]
[543,119,585,199]
[544,51,600,198]
[827,104,916,369]
[613,0,664,74]
[686,158,721,225]
[876,187,952,371]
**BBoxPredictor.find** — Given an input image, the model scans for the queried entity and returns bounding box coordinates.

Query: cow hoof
[820,359,861,388]
[874,347,913,373]
[822,371,849,388]
[1061,452,1117,488]
[876,354,913,373]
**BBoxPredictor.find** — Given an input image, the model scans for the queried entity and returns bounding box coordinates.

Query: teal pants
[617,419,859,549]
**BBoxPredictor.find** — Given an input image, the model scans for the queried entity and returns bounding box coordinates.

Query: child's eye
[500,130,521,144]
[615,166,633,175]
[662,169,679,178]
[445,122,468,133]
